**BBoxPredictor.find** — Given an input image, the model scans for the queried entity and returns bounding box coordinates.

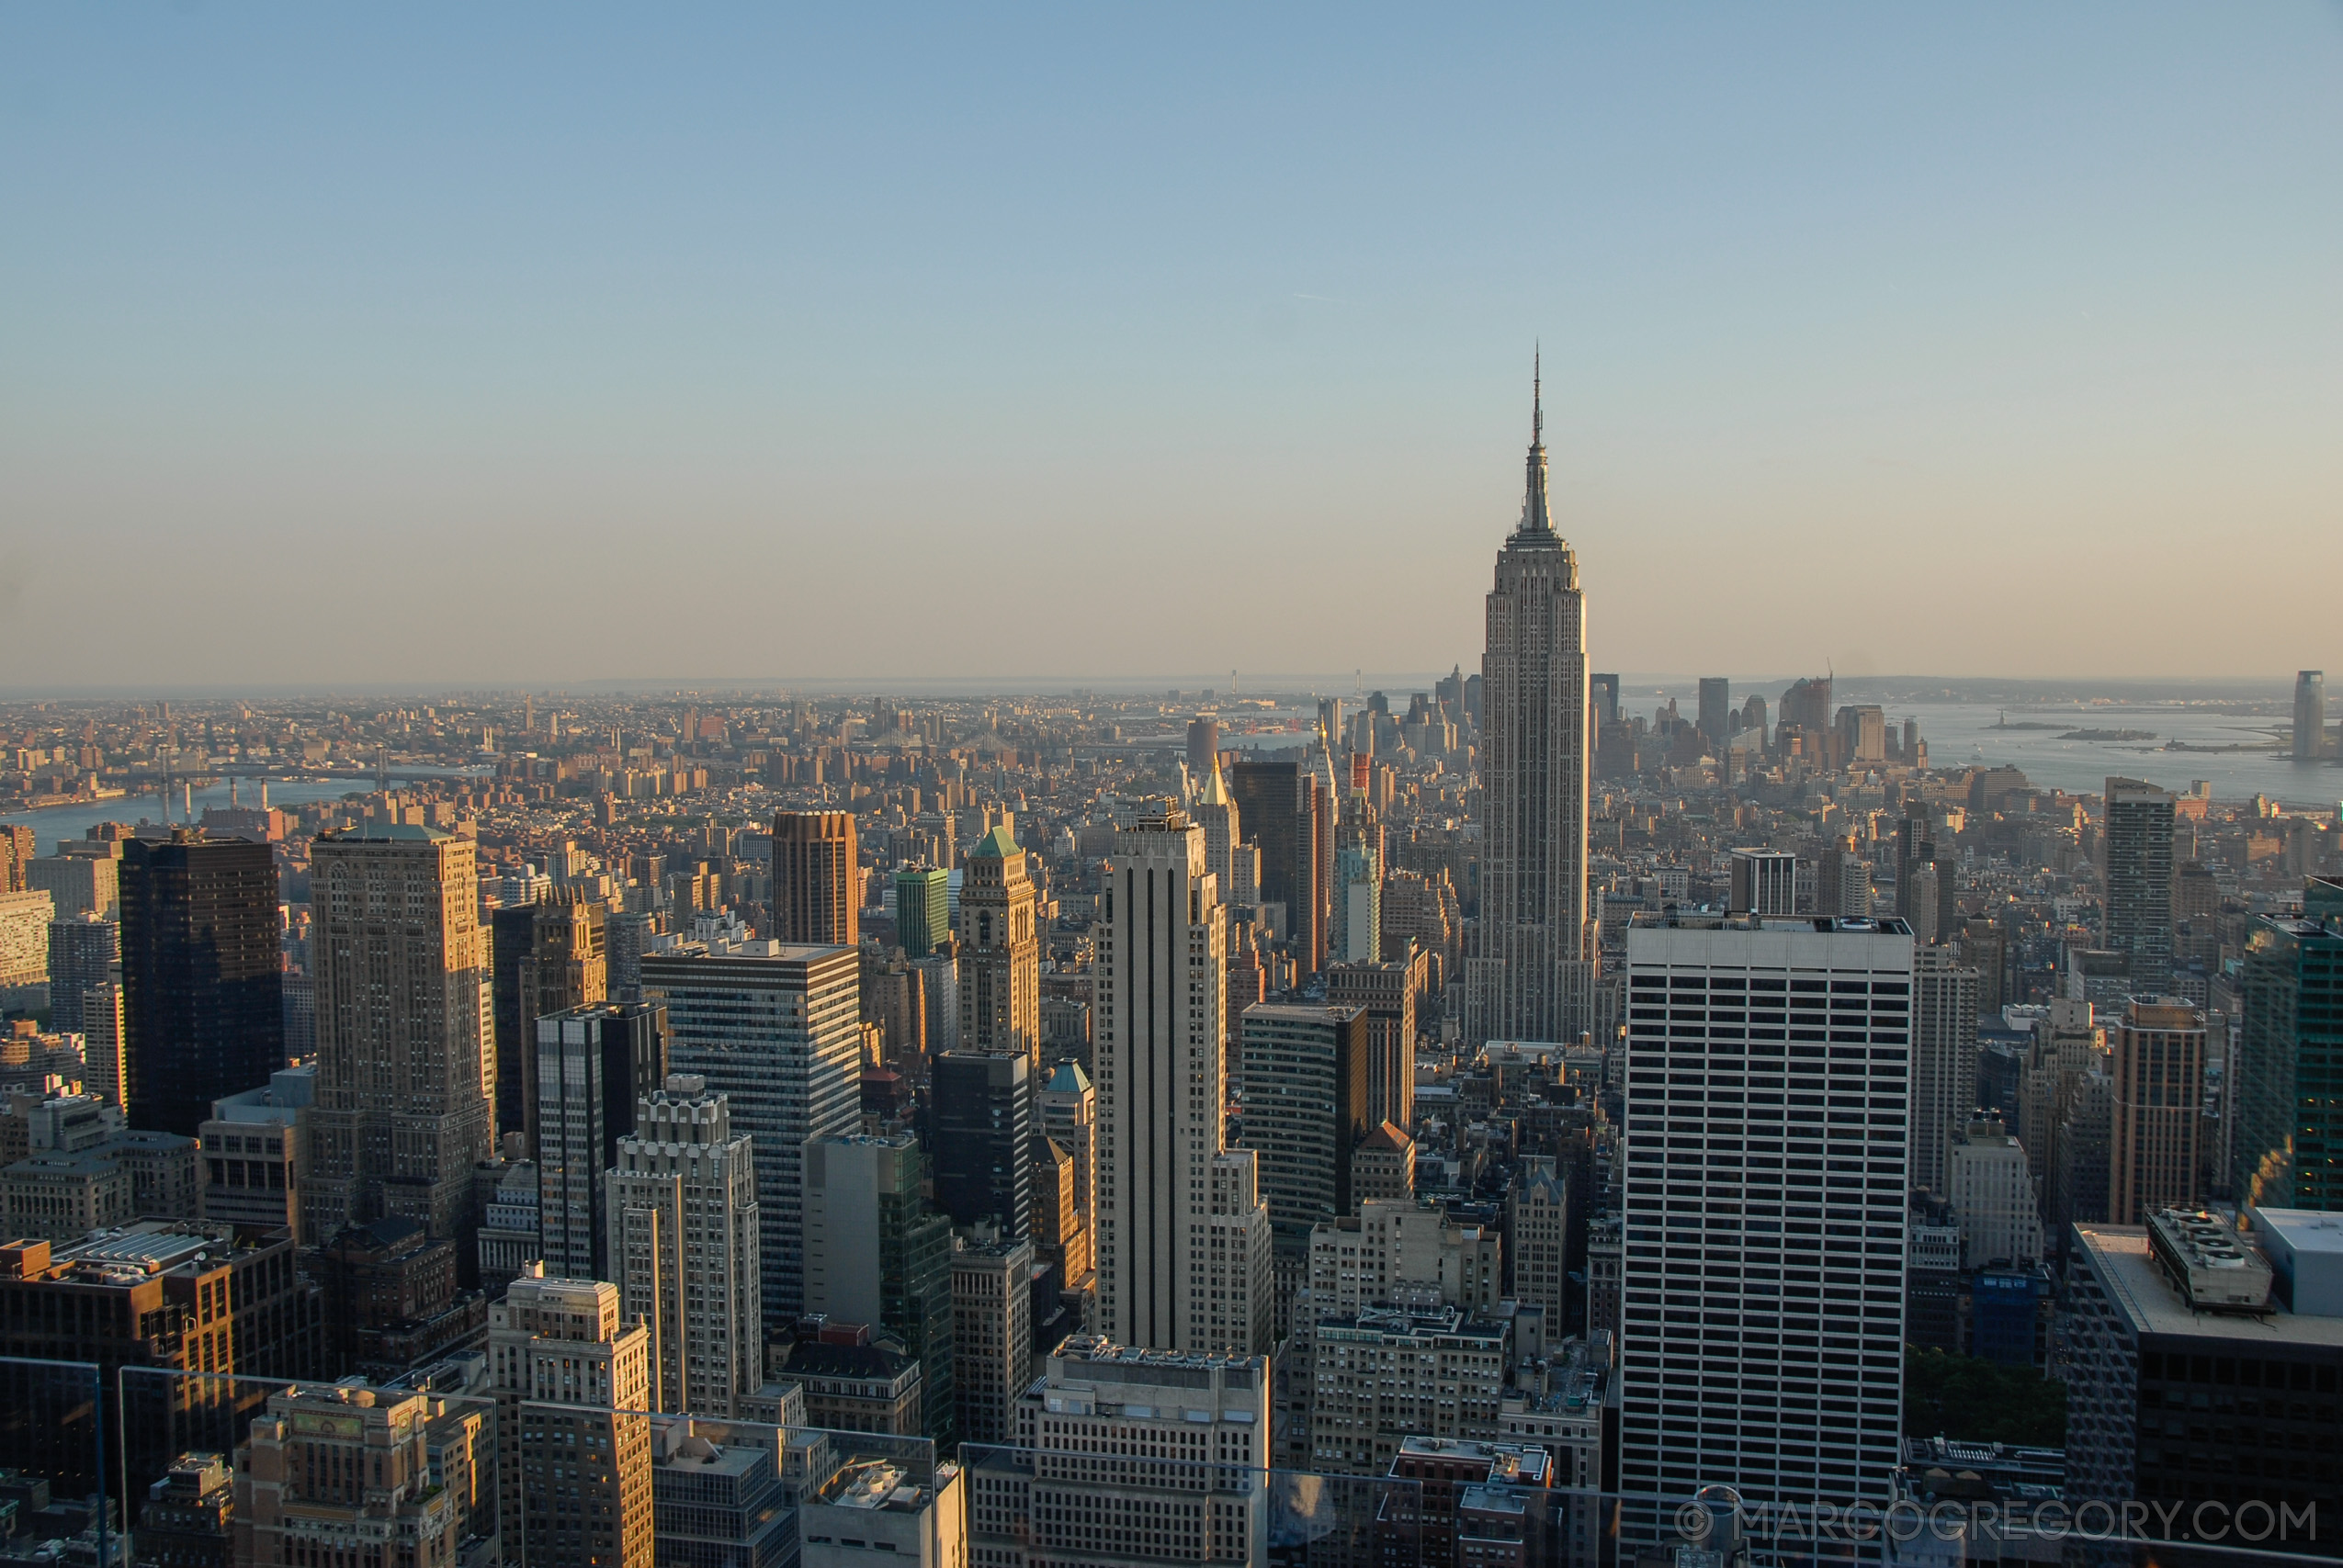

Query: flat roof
[2253,1208,2343,1259]
[2074,1225,2343,1347]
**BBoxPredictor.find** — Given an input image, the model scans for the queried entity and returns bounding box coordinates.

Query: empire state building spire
[1519,346,1556,536]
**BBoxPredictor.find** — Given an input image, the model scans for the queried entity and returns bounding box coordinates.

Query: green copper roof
[968,826,1020,859]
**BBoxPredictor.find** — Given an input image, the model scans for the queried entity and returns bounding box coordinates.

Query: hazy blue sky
[4,5,2338,691]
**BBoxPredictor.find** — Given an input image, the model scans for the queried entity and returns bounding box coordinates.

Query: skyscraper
[1331,839,1381,964]
[1696,677,1731,751]
[1910,946,1982,1197]
[1093,807,1271,1353]
[1590,672,1621,730]
[644,942,860,1328]
[2109,997,2206,1224]
[1185,713,1220,783]
[44,913,118,1038]
[771,810,859,948]
[1727,849,1799,917]
[1466,363,1591,1046]
[490,1271,655,1568]
[802,1131,956,1445]
[1191,759,1255,907]
[1325,947,1423,1133]
[533,999,666,1281]
[1237,1000,1369,1335]
[895,866,949,960]
[119,831,283,1138]
[1229,758,1306,949]
[2295,670,2329,760]
[2232,876,2343,1210]
[606,1073,761,1416]
[2103,777,2177,995]
[930,1050,1033,1237]
[516,895,608,1143]
[302,824,492,1246]
[955,827,1039,1060]
[1617,912,1914,1540]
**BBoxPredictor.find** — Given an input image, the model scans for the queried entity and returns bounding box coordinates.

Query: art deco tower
[302,824,494,1246]
[1466,359,1592,1044]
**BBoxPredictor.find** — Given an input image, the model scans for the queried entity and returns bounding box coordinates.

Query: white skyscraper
[1910,946,1982,1197]
[1092,807,1271,1353]
[1617,912,1914,1541]
[642,941,860,1328]
[606,1073,761,1416]
[1467,360,1591,1046]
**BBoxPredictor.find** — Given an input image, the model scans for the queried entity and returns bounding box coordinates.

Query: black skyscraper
[120,831,283,1136]
[930,1051,1032,1237]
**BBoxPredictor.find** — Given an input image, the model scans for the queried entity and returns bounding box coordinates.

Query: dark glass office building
[120,831,284,1136]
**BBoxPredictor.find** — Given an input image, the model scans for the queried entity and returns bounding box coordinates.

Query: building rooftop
[967,827,1021,860]
[2074,1225,2343,1345]
[321,822,451,842]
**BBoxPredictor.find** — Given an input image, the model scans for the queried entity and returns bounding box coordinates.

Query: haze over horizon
[5,5,2338,689]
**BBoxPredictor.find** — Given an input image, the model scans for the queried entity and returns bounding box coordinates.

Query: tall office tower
[1910,947,1981,1198]
[606,909,654,1001]
[997,1337,1268,1566]
[1946,1118,2043,1270]
[950,1235,1034,1450]
[1093,808,1272,1353]
[895,866,949,960]
[0,825,32,892]
[1467,367,1591,1048]
[490,1270,654,1568]
[2102,778,2178,995]
[1228,758,1305,937]
[1741,693,1771,750]
[606,1074,761,1416]
[1590,672,1621,729]
[1036,1062,1096,1269]
[955,827,1039,1061]
[533,1000,666,1281]
[1238,1002,1369,1337]
[1696,677,1731,750]
[2109,998,2207,1224]
[1325,947,1423,1132]
[2016,998,2099,1189]
[516,897,607,1138]
[489,900,544,1138]
[45,913,118,1037]
[1191,761,1251,907]
[1891,809,1930,925]
[772,811,859,948]
[802,1132,956,1445]
[119,831,283,1138]
[1307,748,1338,975]
[1331,839,1381,964]
[643,942,859,1327]
[80,980,126,1107]
[1727,849,1799,916]
[302,825,492,1247]
[1617,913,1913,1540]
[1185,713,1221,784]
[2233,877,2343,1210]
[930,1050,1034,1236]
[26,852,118,921]
[2295,670,2329,759]
[1508,1162,1570,1327]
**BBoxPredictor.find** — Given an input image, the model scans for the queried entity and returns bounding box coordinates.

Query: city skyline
[5,7,2338,688]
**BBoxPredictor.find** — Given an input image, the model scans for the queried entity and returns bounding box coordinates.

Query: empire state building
[1466,361,1592,1044]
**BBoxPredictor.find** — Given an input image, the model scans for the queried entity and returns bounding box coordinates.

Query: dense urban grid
[0,389,2338,1567]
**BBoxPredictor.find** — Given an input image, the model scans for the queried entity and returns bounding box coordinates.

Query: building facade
[645,942,860,1327]
[120,832,283,1139]
[303,825,493,1247]
[1093,808,1271,1355]
[772,811,859,949]
[955,828,1040,1060]
[606,1074,761,1417]
[1466,368,1591,1047]
[1617,914,1914,1543]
